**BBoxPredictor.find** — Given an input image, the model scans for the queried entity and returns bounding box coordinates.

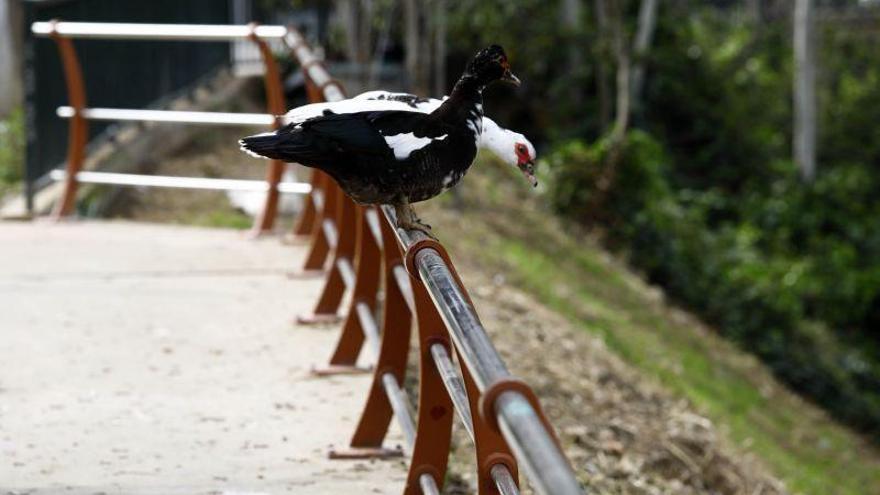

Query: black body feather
[240,45,512,206]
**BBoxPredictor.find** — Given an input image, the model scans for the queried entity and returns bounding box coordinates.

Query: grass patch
[422,157,880,495]
[0,107,24,196]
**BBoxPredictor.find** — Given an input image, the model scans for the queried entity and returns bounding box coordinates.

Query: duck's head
[467,45,521,88]
[482,120,538,188]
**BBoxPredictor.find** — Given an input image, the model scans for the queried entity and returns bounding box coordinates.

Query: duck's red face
[515,142,538,187]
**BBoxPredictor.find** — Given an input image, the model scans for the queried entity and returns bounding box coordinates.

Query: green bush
[548,130,670,229]
[0,107,25,187]
[548,132,880,436]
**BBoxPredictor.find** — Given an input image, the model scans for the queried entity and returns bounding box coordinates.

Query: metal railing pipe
[430,344,474,434]
[321,219,339,251]
[355,302,381,358]
[415,249,511,388]
[336,258,356,290]
[32,21,287,41]
[392,265,416,313]
[497,392,582,495]
[56,107,275,126]
[413,248,583,495]
[429,343,520,495]
[49,170,310,194]
[381,373,416,449]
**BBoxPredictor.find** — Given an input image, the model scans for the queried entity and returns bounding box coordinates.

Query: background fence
[22,0,231,204]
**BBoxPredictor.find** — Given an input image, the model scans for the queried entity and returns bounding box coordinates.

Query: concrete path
[0,221,407,494]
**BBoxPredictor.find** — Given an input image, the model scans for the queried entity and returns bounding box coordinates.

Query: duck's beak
[518,160,538,187]
[502,69,521,87]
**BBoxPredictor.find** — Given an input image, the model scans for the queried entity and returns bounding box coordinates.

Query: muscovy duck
[268,89,537,186]
[239,45,521,234]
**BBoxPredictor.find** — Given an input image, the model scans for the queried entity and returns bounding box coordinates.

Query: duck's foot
[398,217,435,238]
[394,203,436,239]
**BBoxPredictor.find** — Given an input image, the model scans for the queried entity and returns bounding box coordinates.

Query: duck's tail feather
[239,131,290,161]
[240,126,323,162]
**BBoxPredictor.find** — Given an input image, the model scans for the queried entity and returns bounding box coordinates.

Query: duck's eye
[516,144,527,154]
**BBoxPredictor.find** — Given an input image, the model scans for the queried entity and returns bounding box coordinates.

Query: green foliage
[425,158,880,495]
[0,107,25,188]
[446,0,599,138]
[548,130,670,229]
[545,9,880,436]
[549,129,880,434]
[644,13,791,192]
[397,0,880,439]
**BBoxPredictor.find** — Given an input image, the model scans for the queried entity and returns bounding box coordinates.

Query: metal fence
[31,20,308,234]
[31,19,586,495]
[285,28,586,495]
[22,0,232,205]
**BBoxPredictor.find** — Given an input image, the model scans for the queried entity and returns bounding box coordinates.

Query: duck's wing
[354,91,446,113]
[284,96,436,125]
[303,110,453,161]
[243,109,451,166]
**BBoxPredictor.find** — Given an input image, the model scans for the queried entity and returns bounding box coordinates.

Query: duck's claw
[396,217,436,239]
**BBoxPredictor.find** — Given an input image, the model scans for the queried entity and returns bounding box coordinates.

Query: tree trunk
[358,0,374,85]
[610,0,631,144]
[367,0,394,88]
[403,0,430,94]
[630,0,659,112]
[594,0,612,132]
[562,0,583,105]
[794,0,817,182]
[338,0,361,66]
[0,0,24,117]
[589,0,630,219]
[433,0,447,96]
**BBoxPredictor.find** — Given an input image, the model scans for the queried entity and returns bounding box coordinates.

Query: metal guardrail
[284,27,586,495]
[32,19,585,495]
[30,21,288,40]
[55,107,277,126]
[48,170,311,194]
[31,21,292,235]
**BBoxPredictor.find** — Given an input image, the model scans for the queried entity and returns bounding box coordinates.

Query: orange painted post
[290,74,323,238]
[294,76,335,272]
[249,23,287,235]
[296,188,357,325]
[336,209,413,454]
[402,247,455,495]
[313,206,382,376]
[461,364,520,495]
[291,170,318,238]
[298,170,333,273]
[48,20,88,220]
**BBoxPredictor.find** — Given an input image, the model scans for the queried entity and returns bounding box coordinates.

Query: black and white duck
[272,89,538,187]
[239,45,522,234]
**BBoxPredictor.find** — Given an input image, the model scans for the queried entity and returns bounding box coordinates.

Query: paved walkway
[0,221,406,494]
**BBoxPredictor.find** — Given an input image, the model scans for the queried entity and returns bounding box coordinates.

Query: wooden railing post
[48,20,88,220]
[248,23,287,235]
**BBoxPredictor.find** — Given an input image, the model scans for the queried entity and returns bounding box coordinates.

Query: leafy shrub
[549,134,880,436]
[0,107,25,187]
